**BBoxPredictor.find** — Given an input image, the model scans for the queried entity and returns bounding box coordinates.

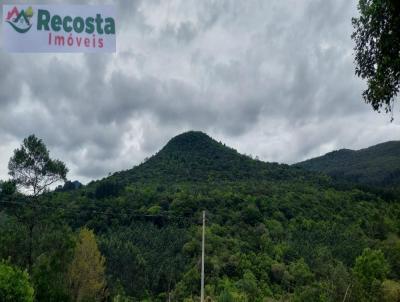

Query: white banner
[3,5,116,53]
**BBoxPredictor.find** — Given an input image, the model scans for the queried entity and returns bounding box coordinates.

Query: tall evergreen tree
[68,228,107,302]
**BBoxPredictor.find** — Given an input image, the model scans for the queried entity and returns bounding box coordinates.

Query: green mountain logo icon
[6,6,34,34]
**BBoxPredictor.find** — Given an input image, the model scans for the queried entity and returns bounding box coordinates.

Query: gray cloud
[0,0,399,183]
[0,54,21,107]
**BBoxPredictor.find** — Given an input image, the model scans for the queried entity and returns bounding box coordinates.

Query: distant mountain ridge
[295,141,400,188]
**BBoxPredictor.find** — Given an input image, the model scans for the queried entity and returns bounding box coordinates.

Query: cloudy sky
[0,0,399,184]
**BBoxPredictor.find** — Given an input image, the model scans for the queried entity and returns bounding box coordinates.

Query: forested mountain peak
[106,131,307,185]
[162,131,218,150]
[158,130,239,158]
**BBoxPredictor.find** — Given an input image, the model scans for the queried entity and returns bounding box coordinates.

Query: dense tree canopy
[0,261,34,302]
[0,132,399,301]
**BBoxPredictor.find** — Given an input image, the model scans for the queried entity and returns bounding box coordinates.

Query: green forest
[296,141,400,190]
[1,131,399,302]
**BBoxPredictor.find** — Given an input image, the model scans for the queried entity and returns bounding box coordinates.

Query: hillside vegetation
[108,131,311,184]
[1,132,400,302]
[296,141,400,188]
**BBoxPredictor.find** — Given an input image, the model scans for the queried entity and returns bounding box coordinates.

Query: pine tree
[68,228,107,302]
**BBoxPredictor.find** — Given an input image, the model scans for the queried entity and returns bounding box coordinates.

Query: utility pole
[201,210,205,302]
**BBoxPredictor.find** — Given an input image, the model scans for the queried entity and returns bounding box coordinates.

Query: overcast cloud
[0,0,399,184]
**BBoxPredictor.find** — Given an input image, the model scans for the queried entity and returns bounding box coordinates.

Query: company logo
[6,6,34,33]
[3,5,116,53]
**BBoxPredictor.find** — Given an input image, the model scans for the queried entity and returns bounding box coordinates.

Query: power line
[0,200,201,223]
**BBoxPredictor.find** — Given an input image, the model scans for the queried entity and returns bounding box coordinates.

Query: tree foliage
[352,0,400,115]
[0,261,34,302]
[8,135,68,196]
[381,280,400,302]
[353,248,390,300]
[68,228,107,302]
